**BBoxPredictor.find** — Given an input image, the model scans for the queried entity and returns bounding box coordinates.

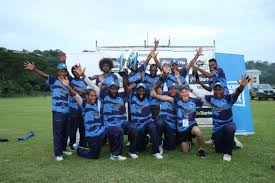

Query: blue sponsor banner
[215,53,254,135]
[159,58,187,68]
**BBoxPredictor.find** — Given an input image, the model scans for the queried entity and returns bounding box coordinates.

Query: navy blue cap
[57,63,67,70]
[108,81,119,88]
[136,83,146,89]
[179,84,190,91]
[169,83,178,89]
[170,59,178,65]
[213,82,224,89]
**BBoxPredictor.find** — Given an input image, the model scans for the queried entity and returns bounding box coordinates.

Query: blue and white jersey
[128,64,146,86]
[69,78,88,111]
[130,94,153,128]
[82,101,105,137]
[96,73,119,99]
[165,68,189,89]
[158,93,179,130]
[144,73,161,106]
[48,75,71,114]
[102,93,127,128]
[176,97,203,132]
[204,95,237,133]
[209,67,229,94]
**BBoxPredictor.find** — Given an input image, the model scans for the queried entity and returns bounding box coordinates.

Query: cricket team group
[24,39,249,162]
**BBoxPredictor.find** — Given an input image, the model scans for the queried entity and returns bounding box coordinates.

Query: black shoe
[198,149,206,158]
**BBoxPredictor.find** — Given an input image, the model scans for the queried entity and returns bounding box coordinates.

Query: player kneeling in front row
[152,84,206,158]
[59,72,126,161]
[195,76,250,161]
[124,81,163,159]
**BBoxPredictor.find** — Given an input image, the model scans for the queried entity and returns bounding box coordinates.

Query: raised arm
[175,70,182,86]
[24,61,48,79]
[153,66,170,91]
[59,77,83,105]
[151,89,174,103]
[143,38,160,67]
[74,65,100,95]
[150,50,163,71]
[59,52,66,64]
[194,71,212,92]
[193,65,214,78]
[122,75,136,97]
[231,75,250,101]
[186,47,203,70]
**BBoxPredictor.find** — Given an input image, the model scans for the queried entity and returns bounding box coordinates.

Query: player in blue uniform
[24,60,73,161]
[153,48,203,89]
[194,59,243,147]
[59,67,127,161]
[193,58,229,94]
[124,81,163,159]
[151,66,180,153]
[200,76,250,161]
[67,64,88,150]
[153,81,206,157]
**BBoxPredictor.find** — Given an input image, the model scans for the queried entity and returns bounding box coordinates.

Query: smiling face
[149,64,158,77]
[169,86,178,97]
[214,86,224,99]
[180,88,190,101]
[137,87,146,100]
[58,68,68,79]
[209,60,217,71]
[102,63,111,73]
[170,64,178,73]
[86,90,97,104]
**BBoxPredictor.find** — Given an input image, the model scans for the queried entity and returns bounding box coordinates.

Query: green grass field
[0,97,275,183]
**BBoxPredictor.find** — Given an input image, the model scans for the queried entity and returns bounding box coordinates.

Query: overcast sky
[0,0,274,62]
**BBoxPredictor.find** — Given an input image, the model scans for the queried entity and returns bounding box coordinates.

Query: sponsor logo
[227,81,245,107]
[189,74,209,84]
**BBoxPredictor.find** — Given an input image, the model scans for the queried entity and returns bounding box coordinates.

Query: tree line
[0,48,60,97]
[0,47,274,97]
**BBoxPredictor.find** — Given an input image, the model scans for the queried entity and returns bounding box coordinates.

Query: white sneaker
[62,150,72,156]
[159,145,164,155]
[73,143,78,149]
[234,136,243,148]
[153,153,163,159]
[205,139,213,145]
[223,154,232,161]
[128,152,139,159]
[110,154,127,161]
[55,156,64,161]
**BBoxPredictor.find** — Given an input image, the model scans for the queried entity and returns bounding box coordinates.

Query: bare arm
[231,75,250,101]
[74,65,100,95]
[186,47,203,70]
[150,49,163,71]
[24,61,48,79]
[194,66,215,78]
[143,50,153,67]
[152,66,170,91]
[122,75,136,97]
[151,89,174,103]
[58,77,83,105]
[59,52,66,64]
[198,80,212,92]
[175,71,182,86]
